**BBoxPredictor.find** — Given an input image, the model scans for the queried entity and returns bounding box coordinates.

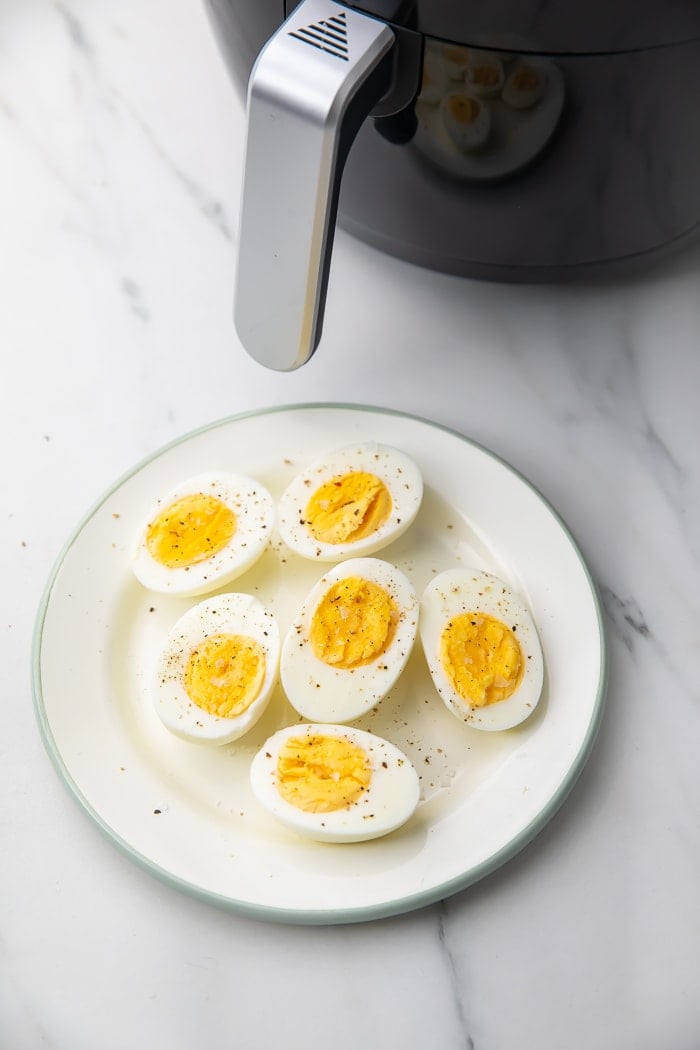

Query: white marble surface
[2,1,700,1047]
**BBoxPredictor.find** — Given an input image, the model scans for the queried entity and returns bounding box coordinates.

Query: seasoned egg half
[152,592,280,745]
[277,442,423,561]
[420,568,544,731]
[132,472,274,597]
[281,557,419,723]
[250,723,420,843]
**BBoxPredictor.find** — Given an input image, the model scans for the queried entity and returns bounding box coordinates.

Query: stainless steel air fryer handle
[234,0,395,371]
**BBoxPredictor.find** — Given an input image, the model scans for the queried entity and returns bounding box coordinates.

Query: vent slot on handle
[289,11,350,60]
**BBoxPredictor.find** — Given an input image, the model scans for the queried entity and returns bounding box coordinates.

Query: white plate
[33,404,607,924]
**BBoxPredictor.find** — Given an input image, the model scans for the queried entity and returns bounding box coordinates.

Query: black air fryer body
[206,0,700,280]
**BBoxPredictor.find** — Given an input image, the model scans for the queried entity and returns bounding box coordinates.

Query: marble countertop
[3,1,699,1047]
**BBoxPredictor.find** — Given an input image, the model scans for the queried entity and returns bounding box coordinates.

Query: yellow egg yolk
[443,45,470,65]
[440,612,523,707]
[276,734,371,813]
[310,576,399,669]
[471,64,500,88]
[447,94,480,125]
[304,472,392,545]
[183,633,265,718]
[146,493,236,569]
[513,66,540,91]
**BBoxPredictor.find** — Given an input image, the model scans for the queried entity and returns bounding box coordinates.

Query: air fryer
[204,0,700,368]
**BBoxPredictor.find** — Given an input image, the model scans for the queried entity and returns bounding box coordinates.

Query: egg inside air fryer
[419,48,449,104]
[440,92,491,152]
[152,591,280,745]
[277,442,423,561]
[132,471,274,597]
[466,53,505,97]
[502,61,547,109]
[250,722,420,843]
[280,556,419,723]
[440,44,471,80]
[419,568,544,731]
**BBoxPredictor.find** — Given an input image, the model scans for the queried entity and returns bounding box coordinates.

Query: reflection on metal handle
[234,0,394,371]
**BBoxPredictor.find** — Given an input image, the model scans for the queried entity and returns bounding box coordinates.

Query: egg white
[132,471,274,597]
[277,442,423,562]
[152,592,280,745]
[250,723,420,843]
[280,557,419,723]
[420,568,544,731]
[419,48,449,104]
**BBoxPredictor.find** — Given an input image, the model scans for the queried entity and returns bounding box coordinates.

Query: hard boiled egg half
[440,44,471,81]
[420,568,544,731]
[152,592,280,745]
[277,442,423,561]
[250,723,420,843]
[132,472,274,597]
[465,52,505,98]
[281,557,419,723]
[419,47,449,104]
[440,91,491,152]
[502,61,547,110]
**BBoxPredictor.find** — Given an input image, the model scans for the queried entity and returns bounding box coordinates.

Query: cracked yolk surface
[309,576,399,669]
[304,471,391,545]
[276,734,372,813]
[440,612,523,707]
[146,492,236,568]
[183,633,265,718]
